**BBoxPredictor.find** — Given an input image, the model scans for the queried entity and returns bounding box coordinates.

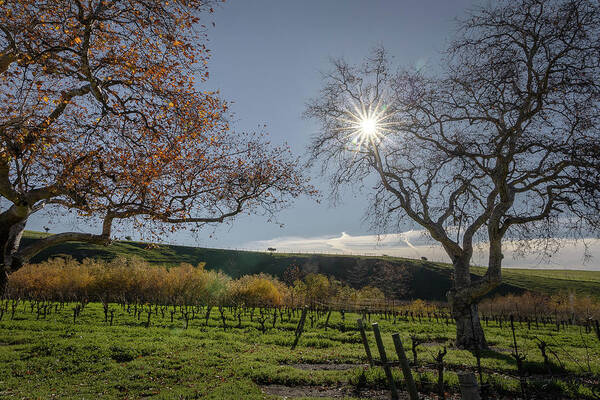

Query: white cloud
[243,231,600,271]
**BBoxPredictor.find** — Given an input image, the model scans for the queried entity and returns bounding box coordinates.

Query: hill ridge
[21,231,600,301]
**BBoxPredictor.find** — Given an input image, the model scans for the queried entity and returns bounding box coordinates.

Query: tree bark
[448,291,487,349]
[0,264,8,299]
[448,256,489,350]
[3,219,26,268]
[0,217,28,298]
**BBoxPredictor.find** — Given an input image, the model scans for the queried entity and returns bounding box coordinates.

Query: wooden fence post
[291,307,307,350]
[372,323,398,400]
[392,333,419,400]
[357,318,373,366]
[324,309,332,331]
[458,372,481,400]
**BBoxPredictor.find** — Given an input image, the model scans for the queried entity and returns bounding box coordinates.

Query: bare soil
[285,362,368,371]
[260,384,397,399]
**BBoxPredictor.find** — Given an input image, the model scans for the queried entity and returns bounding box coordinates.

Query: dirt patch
[260,384,397,399]
[285,363,368,371]
[488,346,512,353]
[419,337,451,347]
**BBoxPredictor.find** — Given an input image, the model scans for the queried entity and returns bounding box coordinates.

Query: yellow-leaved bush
[7,257,396,310]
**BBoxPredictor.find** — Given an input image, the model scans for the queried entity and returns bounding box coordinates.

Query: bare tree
[305,0,600,349]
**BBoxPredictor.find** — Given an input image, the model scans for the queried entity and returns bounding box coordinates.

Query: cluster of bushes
[6,257,388,310]
[8,257,229,306]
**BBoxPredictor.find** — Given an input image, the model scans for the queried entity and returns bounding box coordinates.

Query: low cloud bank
[244,231,600,270]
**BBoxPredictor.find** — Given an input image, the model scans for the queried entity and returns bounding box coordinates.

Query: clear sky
[191,0,482,246]
[28,0,599,269]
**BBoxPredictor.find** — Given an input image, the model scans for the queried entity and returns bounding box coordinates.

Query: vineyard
[3,0,600,398]
[1,258,600,399]
[6,258,600,322]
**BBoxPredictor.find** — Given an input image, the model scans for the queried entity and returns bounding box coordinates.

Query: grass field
[22,231,600,300]
[500,268,600,283]
[1,301,599,399]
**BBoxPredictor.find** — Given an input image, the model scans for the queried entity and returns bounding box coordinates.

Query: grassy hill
[21,231,600,301]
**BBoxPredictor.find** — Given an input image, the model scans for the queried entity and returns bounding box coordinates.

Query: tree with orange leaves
[0,0,314,295]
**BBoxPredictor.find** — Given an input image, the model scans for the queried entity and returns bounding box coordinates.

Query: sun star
[335,98,396,152]
[360,118,377,137]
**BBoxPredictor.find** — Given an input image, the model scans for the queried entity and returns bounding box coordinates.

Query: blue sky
[28,0,600,269]
[191,0,480,245]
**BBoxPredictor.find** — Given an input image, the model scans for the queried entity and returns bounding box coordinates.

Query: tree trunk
[0,266,8,299]
[448,256,488,350]
[448,291,487,349]
[3,219,26,267]
[0,218,28,298]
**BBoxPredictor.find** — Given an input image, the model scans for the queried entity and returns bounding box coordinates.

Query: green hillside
[21,231,600,301]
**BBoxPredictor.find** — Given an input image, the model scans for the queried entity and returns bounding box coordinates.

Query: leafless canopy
[306,0,600,301]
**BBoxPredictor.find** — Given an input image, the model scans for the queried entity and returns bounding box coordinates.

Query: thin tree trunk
[0,266,8,299]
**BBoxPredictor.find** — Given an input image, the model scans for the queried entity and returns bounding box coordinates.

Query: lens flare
[360,118,377,136]
[335,98,396,153]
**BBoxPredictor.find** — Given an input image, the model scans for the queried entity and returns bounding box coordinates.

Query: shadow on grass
[479,348,568,376]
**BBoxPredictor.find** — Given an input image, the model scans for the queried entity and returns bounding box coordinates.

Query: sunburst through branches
[336,99,396,152]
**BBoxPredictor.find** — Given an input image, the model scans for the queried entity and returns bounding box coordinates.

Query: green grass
[22,231,600,300]
[505,269,600,283]
[1,302,599,399]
